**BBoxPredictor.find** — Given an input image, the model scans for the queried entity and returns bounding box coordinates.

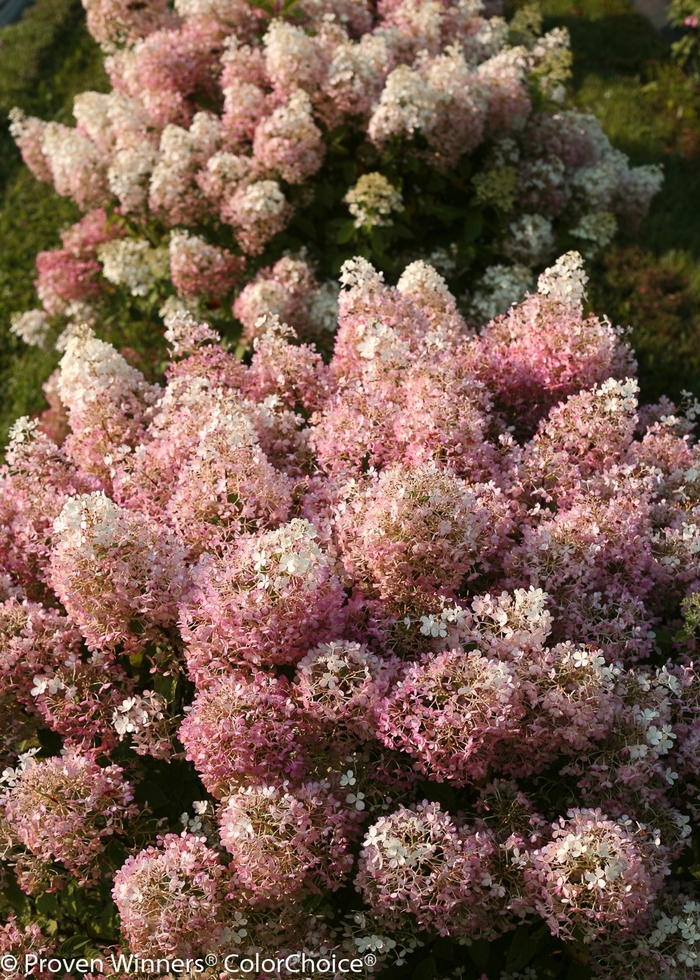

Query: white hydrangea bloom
[326,34,391,115]
[503,213,555,265]
[307,281,340,333]
[108,144,159,213]
[57,324,158,413]
[72,91,114,152]
[202,151,251,202]
[97,238,168,297]
[571,149,628,212]
[263,19,325,92]
[537,250,588,307]
[594,377,639,415]
[234,180,287,220]
[368,65,439,144]
[469,263,533,322]
[397,260,457,314]
[570,211,618,256]
[344,172,403,230]
[251,519,327,592]
[10,310,50,348]
[339,257,385,292]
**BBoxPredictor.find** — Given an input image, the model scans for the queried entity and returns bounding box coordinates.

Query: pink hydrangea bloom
[180,519,347,681]
[3,748,136,885]
[49,492,189,651]
[377,648,524,783]
[294,640,401,739]
[523,808,660,941]
[336,462,511,602]
[113,832,229,957]
[219,782,356,901]
[0,418,99,597]
[179,672,309,797]
[34,249,103,316]
[169,230,245,299]
[356,802,505,937]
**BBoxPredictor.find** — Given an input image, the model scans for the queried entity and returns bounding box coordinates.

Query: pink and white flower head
[336,462,509,602]
[221,179,292,256]
[3,748,136,884]
[356,801,502,937]
[180,518,346,682]
[294,640,401,739]
[168,230,245,299]
[56,325,159,479]
[113,832,229,957]
[377,648,525,784]
[524,808,660,941]
[219,782,356,902]
[179,672,309,797]
[49,492,189,651]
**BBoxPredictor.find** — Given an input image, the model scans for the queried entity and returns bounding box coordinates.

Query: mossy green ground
[1,0,700,445]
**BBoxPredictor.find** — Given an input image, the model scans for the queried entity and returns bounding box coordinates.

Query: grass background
[1,0,700,442]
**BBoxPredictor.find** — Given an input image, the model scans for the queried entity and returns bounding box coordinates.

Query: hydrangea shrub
[1,253,700,978]
[7,0,664,359]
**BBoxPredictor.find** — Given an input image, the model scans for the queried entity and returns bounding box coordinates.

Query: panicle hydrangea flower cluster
[7,1,662,346]
[1,748,136,886]
[218,781,357,901]
[112,832,230,957]
[3,253,700,970]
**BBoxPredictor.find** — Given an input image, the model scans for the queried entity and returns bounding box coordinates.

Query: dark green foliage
[669,0,700,78]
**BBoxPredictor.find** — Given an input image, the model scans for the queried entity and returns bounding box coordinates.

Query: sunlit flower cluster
[7,0,662,344]
[1,253,700,971]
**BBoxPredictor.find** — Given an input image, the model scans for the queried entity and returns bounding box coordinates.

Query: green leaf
[411,956,436,980]
[99,902,121,940]
[58,935,92,956]
[430,938,453,962]
[655,629,674,654]
[462,210,484,244]
[393,221,415,240]
[468,939,490,971]
[336,220,356,244]
[506,923,549,972]
[36,892,60,917]
[566,960,592,980]
[458,157,473,179]
[153,673,178,701]
[58,935,104,964]
[293,214,318,239]
[136,780,170,811]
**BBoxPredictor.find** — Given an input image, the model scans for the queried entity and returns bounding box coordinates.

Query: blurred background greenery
[1,0,700,445]
[539,0,700,403]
